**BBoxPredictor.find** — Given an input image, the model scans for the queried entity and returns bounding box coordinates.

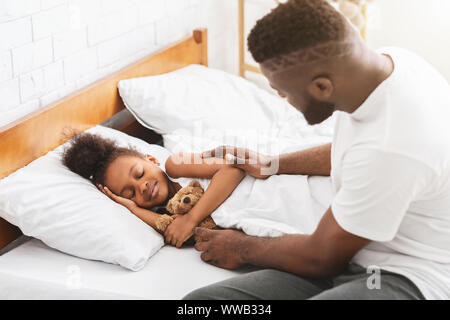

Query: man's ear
[145,154,160,166]
[307,77,334,101]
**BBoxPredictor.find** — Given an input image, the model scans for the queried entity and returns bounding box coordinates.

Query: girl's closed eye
[124,168,144,199]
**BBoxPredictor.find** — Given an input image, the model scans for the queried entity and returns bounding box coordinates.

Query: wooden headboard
[0,28,208,251]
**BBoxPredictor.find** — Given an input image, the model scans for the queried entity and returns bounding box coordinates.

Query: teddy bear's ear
[189,180,201,188]
[166,200,174,214]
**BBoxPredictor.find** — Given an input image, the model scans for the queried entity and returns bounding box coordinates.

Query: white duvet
[211,174,321,237]
[173,168,330,238]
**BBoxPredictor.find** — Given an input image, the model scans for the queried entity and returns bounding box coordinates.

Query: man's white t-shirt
[331,47,450,299]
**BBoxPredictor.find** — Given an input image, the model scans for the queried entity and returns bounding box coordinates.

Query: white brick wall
[32,4,71,40]
[0,0,235,128]
[3,1,449,130]
[0,17,33,51]
[0,50,12,82]
[87,7,139,46]
[0,0,40,23]
[0,78,20,111]
[53,28,87,60]
[12,37,54,76]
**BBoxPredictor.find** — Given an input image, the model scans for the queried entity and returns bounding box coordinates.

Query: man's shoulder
[343,146,435,174]
[377,46,428,67]
[379,46,449,90]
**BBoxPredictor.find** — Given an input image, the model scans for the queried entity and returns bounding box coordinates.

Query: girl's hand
[97,184,138,211]
[164,214,198,248]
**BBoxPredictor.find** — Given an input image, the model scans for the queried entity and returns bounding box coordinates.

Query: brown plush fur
[155,180,219,244]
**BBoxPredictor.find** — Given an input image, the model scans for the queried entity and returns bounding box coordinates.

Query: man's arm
[194,206,370,277]
[277,143,331,176]
[200,143,331,178]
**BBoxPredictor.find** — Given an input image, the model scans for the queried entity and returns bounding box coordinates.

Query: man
[184,0,450,300]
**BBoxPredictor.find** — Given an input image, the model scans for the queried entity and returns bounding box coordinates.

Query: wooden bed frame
[0,28,208,252]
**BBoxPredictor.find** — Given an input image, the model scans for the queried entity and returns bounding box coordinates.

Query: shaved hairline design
[261,41,355,74]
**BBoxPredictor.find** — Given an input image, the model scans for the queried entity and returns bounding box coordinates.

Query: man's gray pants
[183,263,424,300]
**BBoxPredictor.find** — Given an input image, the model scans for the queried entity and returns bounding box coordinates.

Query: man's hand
[164,214,198,248]
[97,184,137,211]
[201,145,277,179]
[194,227,247,269]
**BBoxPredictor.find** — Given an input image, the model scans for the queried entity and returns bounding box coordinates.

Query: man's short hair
[247,0,351,71]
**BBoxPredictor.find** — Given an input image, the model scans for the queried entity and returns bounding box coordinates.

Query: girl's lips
[150,181,158,200]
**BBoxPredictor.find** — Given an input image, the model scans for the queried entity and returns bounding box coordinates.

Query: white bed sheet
[0,177,333,300]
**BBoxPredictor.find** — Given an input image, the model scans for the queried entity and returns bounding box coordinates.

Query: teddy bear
[155,180,218,244]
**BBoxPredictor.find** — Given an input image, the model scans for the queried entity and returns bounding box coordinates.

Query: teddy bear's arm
[155,214,174,233]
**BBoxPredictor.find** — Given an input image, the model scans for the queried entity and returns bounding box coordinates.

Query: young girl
[62,132,246,248]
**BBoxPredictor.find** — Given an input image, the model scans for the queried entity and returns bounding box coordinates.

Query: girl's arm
[184,164,245,225]
[164,153,246,247]
[165,152,241,179]
[128,206,165,235]
[166,152,246,220]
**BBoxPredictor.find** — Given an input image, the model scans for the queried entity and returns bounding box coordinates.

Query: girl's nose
[140,181,149,195]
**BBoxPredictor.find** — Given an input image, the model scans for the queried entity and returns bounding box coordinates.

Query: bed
[0,28,334,299]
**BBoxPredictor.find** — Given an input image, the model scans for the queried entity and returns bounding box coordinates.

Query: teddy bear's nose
[183,197,191,204]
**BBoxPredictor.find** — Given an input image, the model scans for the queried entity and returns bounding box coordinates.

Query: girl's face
[103,155,169,208]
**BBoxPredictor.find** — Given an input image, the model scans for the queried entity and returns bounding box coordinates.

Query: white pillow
[0,126,172,271]
[118,64,335,155]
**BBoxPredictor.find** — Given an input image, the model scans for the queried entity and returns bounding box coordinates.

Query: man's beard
[302,95,335,125]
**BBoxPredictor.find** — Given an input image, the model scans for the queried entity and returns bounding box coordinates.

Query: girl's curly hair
[62,132,143,185]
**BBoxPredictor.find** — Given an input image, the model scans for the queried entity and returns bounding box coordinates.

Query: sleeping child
[62,132,246,248]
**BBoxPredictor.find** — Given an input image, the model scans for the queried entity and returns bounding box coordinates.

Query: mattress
[0,237,264,299]
[0,177,333,300]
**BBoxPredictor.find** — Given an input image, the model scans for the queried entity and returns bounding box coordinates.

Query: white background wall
[235,0,450,91]
[366,0,450,83]
[0,0,209,127]
[1,0,449,127]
